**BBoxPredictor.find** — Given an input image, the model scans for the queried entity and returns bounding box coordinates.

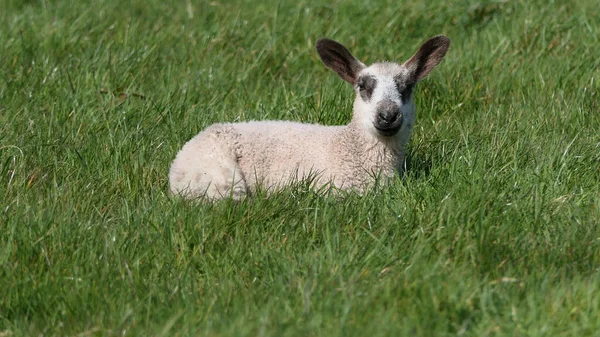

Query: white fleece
[168,35,449,200]
[169,107,410,200]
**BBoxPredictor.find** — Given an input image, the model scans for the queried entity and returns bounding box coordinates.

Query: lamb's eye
[399,84,414,102]
[394,79,405,93]
[357,79,366,91]
[356,76,376,101]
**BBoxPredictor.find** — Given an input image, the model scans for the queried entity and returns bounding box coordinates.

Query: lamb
[169,35,450,200]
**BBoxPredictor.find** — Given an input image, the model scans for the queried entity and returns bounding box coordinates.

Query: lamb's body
[169,36,449,200]
[169,119,405,199]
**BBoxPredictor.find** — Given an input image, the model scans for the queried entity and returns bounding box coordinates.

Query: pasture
[1,0,599,335]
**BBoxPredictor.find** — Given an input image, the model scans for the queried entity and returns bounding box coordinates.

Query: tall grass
[1,0,599,335]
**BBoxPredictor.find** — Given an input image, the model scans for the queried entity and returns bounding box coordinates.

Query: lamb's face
[352,63,415,138]
[315,36,449,141]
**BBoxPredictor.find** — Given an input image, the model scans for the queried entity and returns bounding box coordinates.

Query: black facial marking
[395,76,414,103]
[357,75,377,101]
[400,84,414,103]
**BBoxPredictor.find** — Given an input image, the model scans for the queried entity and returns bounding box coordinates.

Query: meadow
[1,0,599,335]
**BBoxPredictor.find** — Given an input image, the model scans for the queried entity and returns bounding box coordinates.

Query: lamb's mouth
[374,117,403,137]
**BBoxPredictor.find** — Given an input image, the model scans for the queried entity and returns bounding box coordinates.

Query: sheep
[169,35,450,200]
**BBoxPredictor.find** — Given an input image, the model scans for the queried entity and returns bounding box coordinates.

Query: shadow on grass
[402,148,433,180]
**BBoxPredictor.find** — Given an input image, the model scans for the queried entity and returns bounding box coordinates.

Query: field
[1,0,599,335]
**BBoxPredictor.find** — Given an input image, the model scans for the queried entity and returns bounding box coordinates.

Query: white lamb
[169,35,450,200]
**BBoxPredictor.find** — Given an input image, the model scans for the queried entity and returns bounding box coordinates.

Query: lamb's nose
[378,107,400,123]
[377,100,401,124]
[379,110,394,122]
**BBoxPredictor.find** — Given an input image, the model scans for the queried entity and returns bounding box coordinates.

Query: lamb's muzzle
[374,99,403,137]
[169,35,450,200]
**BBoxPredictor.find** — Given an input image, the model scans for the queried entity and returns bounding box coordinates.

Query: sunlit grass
[1,0,599,335]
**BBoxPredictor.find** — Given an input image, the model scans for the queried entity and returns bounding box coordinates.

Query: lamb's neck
[339,121,405,173]
[344,120,405,154]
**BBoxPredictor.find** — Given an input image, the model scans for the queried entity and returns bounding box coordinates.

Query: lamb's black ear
[316,38,365,85]
[404,35,450,83]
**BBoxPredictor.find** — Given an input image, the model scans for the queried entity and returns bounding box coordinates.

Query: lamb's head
[316,36,450,139]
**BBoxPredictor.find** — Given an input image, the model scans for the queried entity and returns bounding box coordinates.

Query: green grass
[1,0,599,335]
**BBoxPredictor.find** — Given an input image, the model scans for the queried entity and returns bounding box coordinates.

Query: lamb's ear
[404,35,450,83]
[316,38,365,85]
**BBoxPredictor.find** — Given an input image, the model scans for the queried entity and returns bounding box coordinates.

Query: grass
[1,0,599,335]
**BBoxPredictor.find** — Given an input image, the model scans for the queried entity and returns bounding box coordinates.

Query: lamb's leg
[169,130,246,200]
